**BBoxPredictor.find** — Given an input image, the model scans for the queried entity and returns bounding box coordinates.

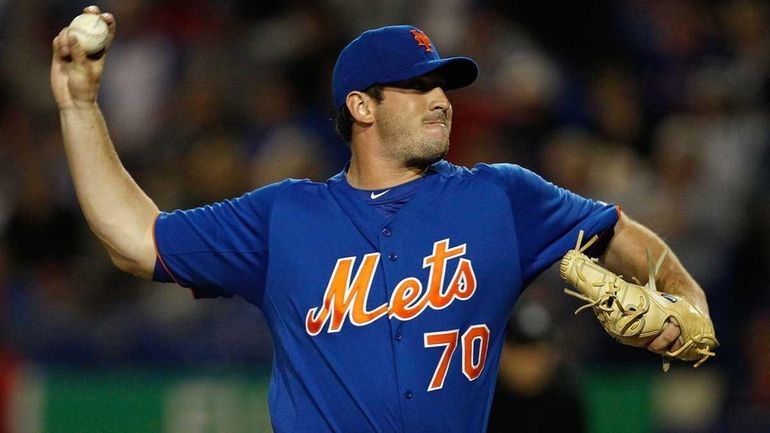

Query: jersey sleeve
[474,163,619,286]
[153,179,297,305]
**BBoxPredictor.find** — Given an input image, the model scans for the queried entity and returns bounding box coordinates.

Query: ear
[346,92,375,124]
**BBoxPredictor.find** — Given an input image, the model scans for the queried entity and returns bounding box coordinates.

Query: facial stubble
[377,109,450,171]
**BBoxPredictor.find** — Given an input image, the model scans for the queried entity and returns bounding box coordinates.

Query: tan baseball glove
[560,231,718,371]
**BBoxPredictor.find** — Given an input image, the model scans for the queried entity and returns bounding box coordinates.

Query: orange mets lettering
[305,253,388,335]
[305,239,477,335]
[410,29,433,52]
[424,240,469,310]
[389,277,424,320]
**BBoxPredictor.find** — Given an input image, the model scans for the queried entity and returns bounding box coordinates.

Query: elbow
[105,245,155,280]
[99,214,159,280]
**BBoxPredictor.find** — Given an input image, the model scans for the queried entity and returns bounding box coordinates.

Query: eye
[413,76,445,92]
[417,75,448,92]
[412,80,430,91]
[385,75,444,92]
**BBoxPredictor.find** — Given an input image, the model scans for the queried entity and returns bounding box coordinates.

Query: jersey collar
[327,160,451,248]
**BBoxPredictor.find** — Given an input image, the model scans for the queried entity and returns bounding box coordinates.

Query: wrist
[662,278,710,318]
[59,100,99,112]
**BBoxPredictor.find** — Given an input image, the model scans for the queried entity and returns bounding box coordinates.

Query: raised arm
[600,211,711,354]
[51,6,158,279]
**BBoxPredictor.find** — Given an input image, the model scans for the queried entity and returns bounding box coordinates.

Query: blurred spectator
[587,65,646,151]
[487,299,586,433]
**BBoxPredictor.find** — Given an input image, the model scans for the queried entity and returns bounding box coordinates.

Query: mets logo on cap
[410,29,433,52]
[331,25,479,108]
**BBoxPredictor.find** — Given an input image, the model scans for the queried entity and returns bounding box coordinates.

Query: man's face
[374,73,452,169]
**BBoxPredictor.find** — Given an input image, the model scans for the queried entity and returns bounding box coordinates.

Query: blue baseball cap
[332,25,479,108]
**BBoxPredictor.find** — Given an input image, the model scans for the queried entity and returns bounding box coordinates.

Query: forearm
[600,213,710,317]
[60,102,158,278]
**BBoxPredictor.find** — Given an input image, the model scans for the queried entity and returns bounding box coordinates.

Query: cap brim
[379,57,479,91]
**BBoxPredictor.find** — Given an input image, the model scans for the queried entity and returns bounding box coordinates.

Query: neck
[346,154,428,190]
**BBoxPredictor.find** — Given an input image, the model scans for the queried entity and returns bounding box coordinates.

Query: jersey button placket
[382,227,392,237]
[388,252,398,261]
[404,390,413,399]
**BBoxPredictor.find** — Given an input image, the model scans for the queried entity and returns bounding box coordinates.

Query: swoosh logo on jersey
[370,189,391,200]
[305,239,477,335]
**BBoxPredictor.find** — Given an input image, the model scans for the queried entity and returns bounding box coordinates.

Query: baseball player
[51,6,714,432]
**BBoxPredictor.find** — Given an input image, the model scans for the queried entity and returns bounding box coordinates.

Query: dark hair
[334,85,384,143]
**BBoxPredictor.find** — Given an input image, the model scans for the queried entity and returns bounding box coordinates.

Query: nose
[428,87,450,114]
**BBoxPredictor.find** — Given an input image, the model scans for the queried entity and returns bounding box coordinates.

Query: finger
[52,33,61,57]
[648,321,681,353]
[665,317,684,352]
[54,28,71,59]
[83,5,101,15]
[669,335,684,352]
[101,12,116,29]
[101,13,116,49]
[68,33,88,65]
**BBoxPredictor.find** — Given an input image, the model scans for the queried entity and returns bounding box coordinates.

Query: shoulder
[436,160,543,189]
[168,178,323,221]
[241,177,327,203]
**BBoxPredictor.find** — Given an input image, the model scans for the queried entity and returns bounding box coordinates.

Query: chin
[405,150,447,170]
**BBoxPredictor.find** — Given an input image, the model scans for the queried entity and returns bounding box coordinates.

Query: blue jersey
[153,160,618,433]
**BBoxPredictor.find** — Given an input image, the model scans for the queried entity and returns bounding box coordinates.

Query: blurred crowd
[0,0,768,431]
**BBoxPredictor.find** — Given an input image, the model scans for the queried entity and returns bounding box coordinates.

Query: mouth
[423,119,449,129]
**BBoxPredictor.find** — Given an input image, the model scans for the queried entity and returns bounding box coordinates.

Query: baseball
[68,13,109,54]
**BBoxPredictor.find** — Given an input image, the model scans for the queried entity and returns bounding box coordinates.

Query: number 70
[423,324,490,391]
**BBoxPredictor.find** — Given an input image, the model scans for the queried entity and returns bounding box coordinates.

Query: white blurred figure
[99,0,176,154]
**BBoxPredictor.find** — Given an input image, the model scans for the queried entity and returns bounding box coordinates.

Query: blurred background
[0,0,768,431]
